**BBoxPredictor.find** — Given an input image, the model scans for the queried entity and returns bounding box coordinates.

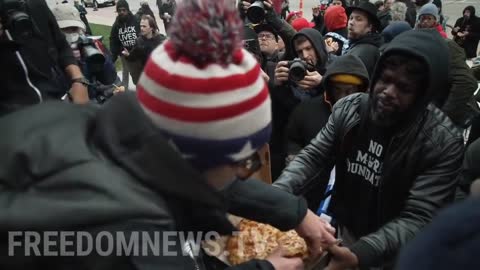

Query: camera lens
[289,61,307,82]
[6,11,32,39]
[247,1,265,24]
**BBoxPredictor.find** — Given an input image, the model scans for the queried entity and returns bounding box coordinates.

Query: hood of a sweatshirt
[349,32,384,48]
[382,21,412,43]
[370,29,450,119]
[464,6,477,19]
[290,28,328,74]
[322,54,369,105]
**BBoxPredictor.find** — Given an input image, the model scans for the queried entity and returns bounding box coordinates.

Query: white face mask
[65,32,80,44]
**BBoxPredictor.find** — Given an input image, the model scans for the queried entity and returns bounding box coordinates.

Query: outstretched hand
[325,245,359,270]
[266,247,304,270]
[295,210,337,259]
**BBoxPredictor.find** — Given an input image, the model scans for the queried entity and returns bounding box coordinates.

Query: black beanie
[116,0,130,12]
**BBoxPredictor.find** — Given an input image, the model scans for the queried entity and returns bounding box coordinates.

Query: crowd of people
[0,0,480,269]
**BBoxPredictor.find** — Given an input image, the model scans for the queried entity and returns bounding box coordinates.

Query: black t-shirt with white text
[117,24,138,50]
[341,122,393,237]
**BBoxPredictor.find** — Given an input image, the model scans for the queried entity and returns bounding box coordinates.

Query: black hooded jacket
[289,28,329,74]
[110,1,140,61]
[452,6,480,58]
[274,30,463,267]
[0,0,77,114]
[345,32,383,77]
[285,55,369,211]
[286,54,369,156]
[269,28,328,179]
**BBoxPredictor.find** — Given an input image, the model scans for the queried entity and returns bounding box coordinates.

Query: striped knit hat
[136,0,271,171]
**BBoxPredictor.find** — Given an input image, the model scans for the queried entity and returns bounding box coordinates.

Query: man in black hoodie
[344,2,383,77]
[285,54,369,210]
[452,6,480,59]
[273,30,464,269]
[286,54,370,163]
[0,0,89,114]
[270,28,328,180]
[110,0,140,88]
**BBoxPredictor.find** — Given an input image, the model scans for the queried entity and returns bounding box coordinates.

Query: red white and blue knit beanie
[136,0,271,171]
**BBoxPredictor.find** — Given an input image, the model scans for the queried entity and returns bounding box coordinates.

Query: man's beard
[370,94,401,127]
[119,14,128,22]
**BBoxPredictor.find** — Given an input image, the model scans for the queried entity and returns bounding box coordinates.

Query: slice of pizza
[227,219,308,265]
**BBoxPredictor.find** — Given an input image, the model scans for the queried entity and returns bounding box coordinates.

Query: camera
[94,83,115,104]
[247,0,265,24]
[288,58,309,82]
[0,0,31,39]
[73,36,105,74]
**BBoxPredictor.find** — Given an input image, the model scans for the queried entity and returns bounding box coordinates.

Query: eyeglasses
[236,152,263,180]
[258,33,275,40]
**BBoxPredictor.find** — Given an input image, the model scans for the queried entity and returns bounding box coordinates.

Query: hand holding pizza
[295,210,337,258]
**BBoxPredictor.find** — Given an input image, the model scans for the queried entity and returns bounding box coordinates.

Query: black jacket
[74,2,92,35]
[452,6,480,59]
[262,8,297,87]
[456,138,480,200]
[270,28,328,179]
[377,10,392,31]
[157,0,176,18]
[0,0,77,114]
[126,33,166,84]
[395,197,480,270]
[135,6,156,21]
[345,33,383,77]
[441,39,480,127]
[0,92,308,270]
[285,55,369,211]
[286,54,369,156]
[110,14,140,61]
[274,30,464,267]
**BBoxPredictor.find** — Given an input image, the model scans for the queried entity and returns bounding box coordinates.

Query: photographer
[239,0,296,58]
[240,0,296,88]
[270,28,328,179]
[0,0,89,115]
[52,4,120,103]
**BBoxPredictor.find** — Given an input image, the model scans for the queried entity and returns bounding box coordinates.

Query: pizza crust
[227,219,308,265]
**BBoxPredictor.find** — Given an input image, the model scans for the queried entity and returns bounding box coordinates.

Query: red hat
[286,11,303,23]
[291,17,315,32]
[137,0,271,171]
[324,5,347,32]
